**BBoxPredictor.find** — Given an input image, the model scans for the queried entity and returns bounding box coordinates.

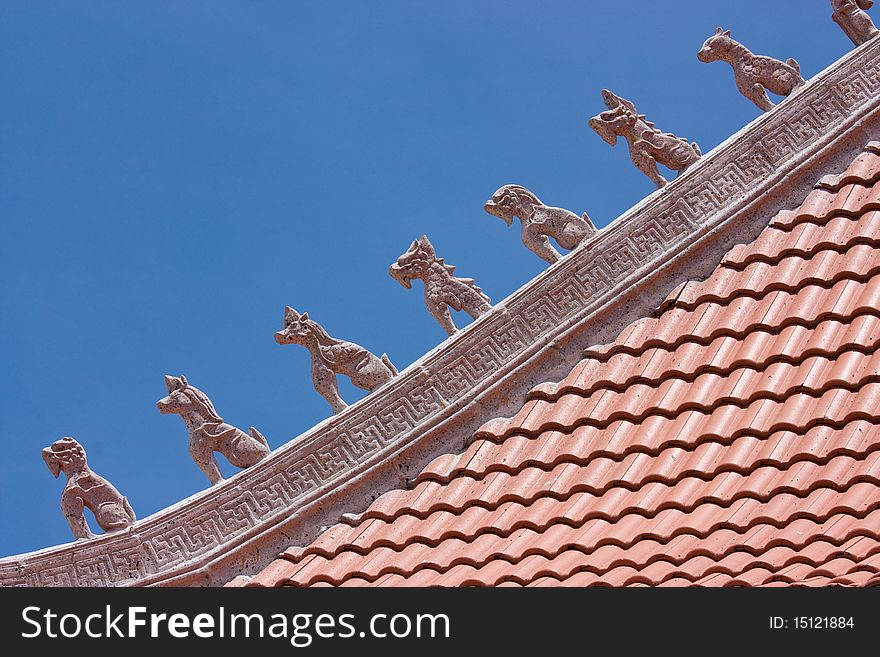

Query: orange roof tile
[239,142,880,587]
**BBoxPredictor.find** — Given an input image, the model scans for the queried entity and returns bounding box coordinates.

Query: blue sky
[0,1,858,557]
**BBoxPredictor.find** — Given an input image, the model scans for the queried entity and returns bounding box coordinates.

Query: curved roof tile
[244,141,880,587]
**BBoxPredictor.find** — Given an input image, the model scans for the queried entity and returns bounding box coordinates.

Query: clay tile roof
[241,141,880,587]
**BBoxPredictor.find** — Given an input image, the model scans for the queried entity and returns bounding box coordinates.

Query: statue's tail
[581,212,597,232]
[249,426,270,450]
[381,353,398,376]
[123,496,136,522]
[459,277,492,306]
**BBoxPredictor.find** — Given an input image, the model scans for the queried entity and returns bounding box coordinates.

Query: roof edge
[3,36,880,587]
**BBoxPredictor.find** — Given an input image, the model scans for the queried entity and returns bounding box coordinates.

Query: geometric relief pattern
[2,37,880,587]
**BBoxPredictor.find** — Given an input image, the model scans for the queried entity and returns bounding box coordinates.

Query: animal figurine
[274,307,397,414]
[389,235,491,335]
[42,437,136,540]
[697,27,805,112]
[831,0,878,45]
[156,374,270,485]
[483,184,596,263]
[589,89,701,188]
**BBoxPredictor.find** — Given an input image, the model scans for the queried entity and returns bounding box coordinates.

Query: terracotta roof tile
[245,141,880,587]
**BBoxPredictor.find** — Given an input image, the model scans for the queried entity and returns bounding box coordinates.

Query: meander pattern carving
[2,32,880,589]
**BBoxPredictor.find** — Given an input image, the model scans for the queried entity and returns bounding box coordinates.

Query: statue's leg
[428,301,457,335]
[190,441,223,485]
[61,492,94,539]
[242,428,270,465]
[632,142,667,187]
[96,502,133,531]
[848,9,880,43]
[739,77,774,111]
[466,297,491,319]
[522,225,562,263]
[752,83,774,111]
[556,221,592,251]
[313,365,347,413]
[225,430,265,468]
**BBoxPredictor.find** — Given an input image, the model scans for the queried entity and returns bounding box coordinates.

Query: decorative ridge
[3,35,880,588]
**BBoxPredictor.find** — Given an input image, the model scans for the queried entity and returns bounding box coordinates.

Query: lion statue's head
[697,27,735,64]
[156,374,222,422]
[483,184,543,226]
[589,90,640,146]
[42,437,87,478]
[833,0,874,11]
[274,306,333,347]
[389,235,438,288]
[274,306,311,345]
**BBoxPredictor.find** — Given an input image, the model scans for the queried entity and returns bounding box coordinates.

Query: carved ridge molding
[2,36,880,586]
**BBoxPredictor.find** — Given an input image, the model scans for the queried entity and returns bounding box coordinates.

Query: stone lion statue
[484,184,596,263]
[156,374,271,486]
[42,437,136,540]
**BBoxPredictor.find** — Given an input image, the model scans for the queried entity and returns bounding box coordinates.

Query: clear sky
[0,1,859,557]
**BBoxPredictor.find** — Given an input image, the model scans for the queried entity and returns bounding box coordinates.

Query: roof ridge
[253,123,880,585]
[7,33,880,588]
